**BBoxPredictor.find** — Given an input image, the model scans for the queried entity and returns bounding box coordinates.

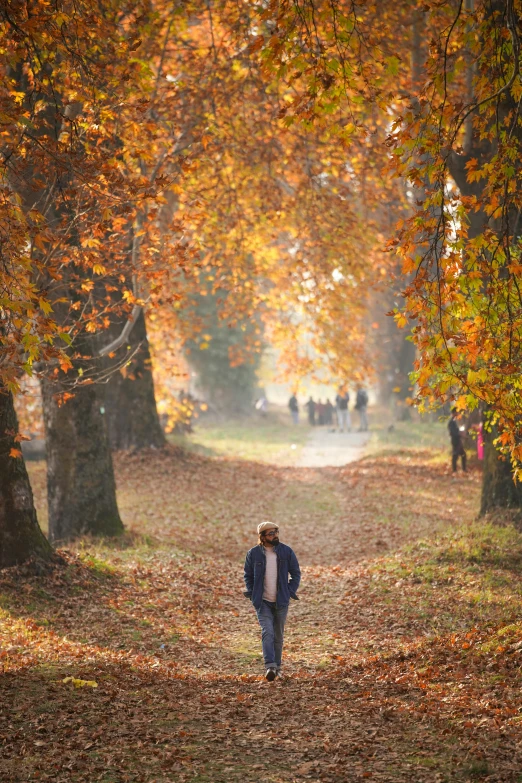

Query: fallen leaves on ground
[2,447,522,781]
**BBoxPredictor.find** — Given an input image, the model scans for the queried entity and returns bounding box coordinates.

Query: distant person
[325,399,334,426]
[355,387,369,431]
[448,408,467,472]
[305,396,316,426]
[336,388,351,432]
[477,421,484,461]
[469,417,485,461]
[317,399,325,426]
[288,393,299,425]
[255,396,268,417]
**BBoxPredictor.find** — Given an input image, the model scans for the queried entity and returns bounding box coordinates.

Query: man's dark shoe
[265,667,277,682]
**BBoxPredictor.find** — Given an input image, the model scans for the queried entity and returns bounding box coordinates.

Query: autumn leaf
[62,677,98,689]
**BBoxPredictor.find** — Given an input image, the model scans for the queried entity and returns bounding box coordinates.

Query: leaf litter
[2,447,522,781]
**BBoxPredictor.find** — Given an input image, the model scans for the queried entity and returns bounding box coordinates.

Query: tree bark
[101,310,165,451]
[395,333,416,420]
[41,372,123,543]
[0,388,52,567]
[481,422,522,515]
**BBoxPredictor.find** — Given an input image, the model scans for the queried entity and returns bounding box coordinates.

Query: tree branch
[97,305,142,358]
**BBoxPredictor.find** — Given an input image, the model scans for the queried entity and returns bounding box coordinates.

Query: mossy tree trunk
[0,388,52,567]
[41,366,123,544]
[101,310,165,451]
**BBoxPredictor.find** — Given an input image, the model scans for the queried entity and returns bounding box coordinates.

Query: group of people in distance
[288,387,369,432]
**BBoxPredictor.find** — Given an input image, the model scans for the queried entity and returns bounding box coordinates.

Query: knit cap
[257,521,278,534]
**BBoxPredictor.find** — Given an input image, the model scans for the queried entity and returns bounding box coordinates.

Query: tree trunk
[449,148,512,512]
[395,328,416,420]
[41,376,123,543]
[5,31,125,543]
[0,389,52,567]
[480,423,522,515]
[101,310,165,451]
[447,1,520,514]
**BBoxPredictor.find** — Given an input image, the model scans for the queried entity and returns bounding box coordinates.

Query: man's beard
[269,537,279,545]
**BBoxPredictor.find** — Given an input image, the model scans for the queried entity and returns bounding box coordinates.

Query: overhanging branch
[97,305,142,357]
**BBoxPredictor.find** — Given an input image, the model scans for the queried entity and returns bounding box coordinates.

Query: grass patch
[462,759,490,778]
[77,551,117,577]
[168,410,311,464]
[366,521,522,638]
[369,412,448,451]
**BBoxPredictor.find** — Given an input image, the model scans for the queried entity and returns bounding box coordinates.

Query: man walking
[244,522,301,681]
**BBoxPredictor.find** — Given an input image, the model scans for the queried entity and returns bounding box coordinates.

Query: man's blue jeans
[256,600,289,669]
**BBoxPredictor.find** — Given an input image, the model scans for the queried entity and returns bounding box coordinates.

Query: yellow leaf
[62,677,98,688]
[455,395,468,411]
[39,298,53,315]
[9,448,22,459]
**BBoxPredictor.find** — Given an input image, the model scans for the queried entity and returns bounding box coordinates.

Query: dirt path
[297,427,370,467]
[3,449,522,782]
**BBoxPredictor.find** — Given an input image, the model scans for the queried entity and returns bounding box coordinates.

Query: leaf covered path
[3,447,522,782]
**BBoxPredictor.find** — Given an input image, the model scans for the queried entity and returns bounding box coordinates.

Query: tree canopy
[2,0,522,459]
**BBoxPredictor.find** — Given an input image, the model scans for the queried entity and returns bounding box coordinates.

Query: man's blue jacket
[243,542,301,611]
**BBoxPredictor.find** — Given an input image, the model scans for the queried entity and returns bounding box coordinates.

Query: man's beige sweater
[262,547,277,602]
